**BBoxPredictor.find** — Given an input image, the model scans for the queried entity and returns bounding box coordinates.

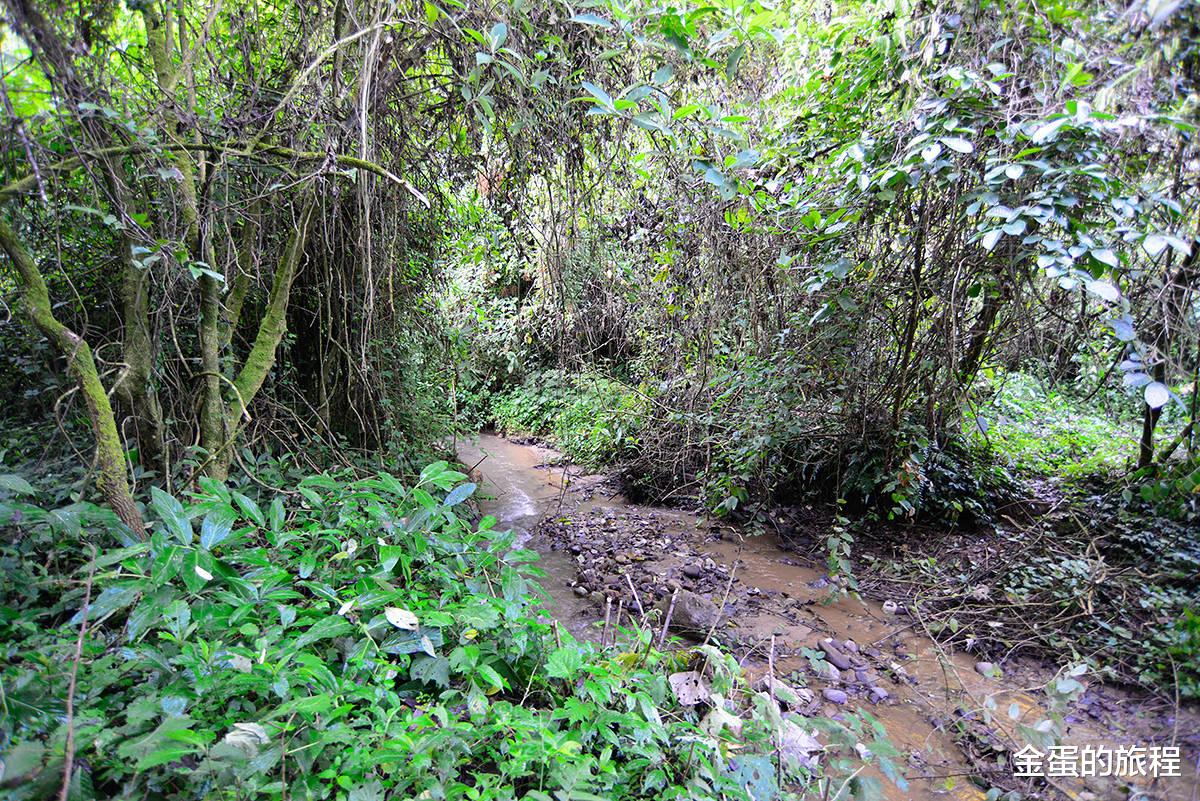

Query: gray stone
[869,686,889,703]
[682,564,703,579]
[974,661,995,677]
[822,688,848,704]
[820,640,853,670]
[573,586,589,598]
[668,590,721,638]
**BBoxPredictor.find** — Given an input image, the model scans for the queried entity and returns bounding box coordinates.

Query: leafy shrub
[966,371,1143,479]
[0,464,885,799]
[490,369,645,466]
[1125,457,1200,522]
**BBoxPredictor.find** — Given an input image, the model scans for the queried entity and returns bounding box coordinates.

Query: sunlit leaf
[1144,382,1170,409]
[385,606,419,630]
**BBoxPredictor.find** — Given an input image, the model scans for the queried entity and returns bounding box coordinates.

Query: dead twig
[59,547,97,801]
[658,588,679,648]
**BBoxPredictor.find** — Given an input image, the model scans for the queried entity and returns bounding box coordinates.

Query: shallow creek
[458,433,1196,801]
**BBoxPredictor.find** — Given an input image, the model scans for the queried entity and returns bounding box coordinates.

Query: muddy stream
[459,433,1197,801]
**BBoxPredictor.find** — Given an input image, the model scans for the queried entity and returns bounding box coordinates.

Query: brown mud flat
[458,433,1199,801]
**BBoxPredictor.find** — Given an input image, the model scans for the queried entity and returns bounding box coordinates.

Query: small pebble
[842,639,859,653]
[975,661,995,677]
[573,586,589,597]
[682,564,703,579]
[869,686,889,703]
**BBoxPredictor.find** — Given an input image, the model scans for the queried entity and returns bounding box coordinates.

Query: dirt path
[459,433,1198,801]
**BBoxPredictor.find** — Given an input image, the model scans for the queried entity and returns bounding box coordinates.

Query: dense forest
[1,0,1198,799]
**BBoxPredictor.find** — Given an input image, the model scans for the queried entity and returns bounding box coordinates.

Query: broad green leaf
[488,22,507,50]
[72,585,140,625]
[0,474,36,495]
[581,81,613,108]
[380,544,403,572]
[939,137,974,154]
[182,549,216,592]
[569,12,613,28]
[232,492,265,526]
[382,627,444,655]
[410,654,451,687]
[444,482,476,507]
[476,663,507,691]
[291,616,353,651]
[200,510,236,550]
[1030,117,1069,144]
[1085,280,1119,303]
[546,646,583,679]
[1090,248,1118,268]
[269,497,285,532]
[152,545,182,586]
[151,486,192,544]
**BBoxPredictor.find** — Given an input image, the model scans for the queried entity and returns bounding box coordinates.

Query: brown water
[459,433,1197,801]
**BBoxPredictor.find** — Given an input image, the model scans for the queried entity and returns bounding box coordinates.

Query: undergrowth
[0,463,898,800]
[865,499,1200,700]
[487,369,645,467]
[966,370,1145,479]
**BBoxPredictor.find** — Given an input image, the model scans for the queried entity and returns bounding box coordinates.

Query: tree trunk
[113,248,166,470]
[211,193,317,478]
[4,0,166,472]
[142,3,228,475]
[0,217,146,537]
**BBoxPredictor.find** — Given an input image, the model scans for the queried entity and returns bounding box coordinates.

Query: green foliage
[998,515,1200,698]
[0,463,879,800]
[437,0,1199,524]
[490,370,645,466]
[967,371,1144,479]
[1126,457,1200,520]
[823,502,858,600]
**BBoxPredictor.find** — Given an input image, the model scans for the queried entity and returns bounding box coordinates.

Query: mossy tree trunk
[6,0,166,471]
[110,182,166,471]
[141,2,227,473]
[211,193,317,478]
[0,217,146,537]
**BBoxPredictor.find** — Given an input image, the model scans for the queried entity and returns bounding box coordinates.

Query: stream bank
[458,433,1198,801]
